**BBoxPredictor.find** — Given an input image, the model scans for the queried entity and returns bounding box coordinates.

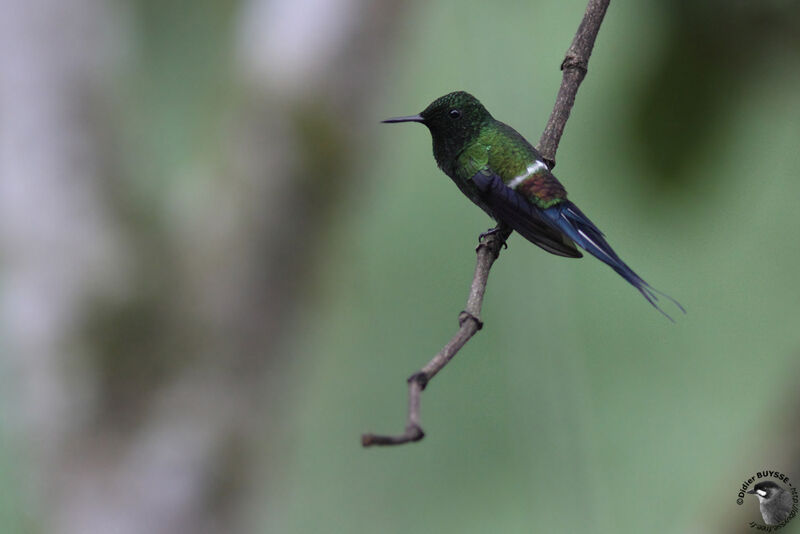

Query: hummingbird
[383,91,683,319]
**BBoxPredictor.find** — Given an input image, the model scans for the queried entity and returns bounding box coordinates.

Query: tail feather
[544,201,685,321]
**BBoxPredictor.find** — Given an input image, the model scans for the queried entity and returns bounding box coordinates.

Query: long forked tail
[543,200,685,321]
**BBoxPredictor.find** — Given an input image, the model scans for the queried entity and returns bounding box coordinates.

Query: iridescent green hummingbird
[383,91,683,319]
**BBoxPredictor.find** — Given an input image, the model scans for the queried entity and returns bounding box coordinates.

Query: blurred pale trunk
[0,0,130,528]
[0,0,405,532]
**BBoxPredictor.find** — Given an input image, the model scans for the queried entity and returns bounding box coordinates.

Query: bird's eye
[449,109,462,119]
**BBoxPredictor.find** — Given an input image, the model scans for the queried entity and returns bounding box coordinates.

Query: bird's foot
[477,226,508,251]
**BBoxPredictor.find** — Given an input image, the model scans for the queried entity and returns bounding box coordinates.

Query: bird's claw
[477,226,508,250]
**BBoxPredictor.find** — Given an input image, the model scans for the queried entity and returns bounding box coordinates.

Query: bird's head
[747,481,784,502]
[383,91,493,167]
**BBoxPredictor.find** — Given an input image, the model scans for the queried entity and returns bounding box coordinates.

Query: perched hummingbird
[383,91,683,319]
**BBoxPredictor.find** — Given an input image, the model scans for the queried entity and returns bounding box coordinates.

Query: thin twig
[362,0,611,447]
[538,0,610,169]
[361,228,511,446]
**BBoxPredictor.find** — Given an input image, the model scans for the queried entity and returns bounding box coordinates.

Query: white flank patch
[507,160,548,189]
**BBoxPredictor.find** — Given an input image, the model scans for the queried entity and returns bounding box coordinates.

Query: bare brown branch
[362,0,611,447]
[362,228,510,446]
[538,0,610,169]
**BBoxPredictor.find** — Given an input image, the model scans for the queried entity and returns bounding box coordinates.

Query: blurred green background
[1,0,799,533]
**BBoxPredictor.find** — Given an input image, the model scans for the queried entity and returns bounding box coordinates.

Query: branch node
[407,371,429,390]
[406,424,425,442]
[458,310,483,330]
[561,54,588,73]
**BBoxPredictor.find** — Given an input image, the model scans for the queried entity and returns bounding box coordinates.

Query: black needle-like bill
[382,114,424,124]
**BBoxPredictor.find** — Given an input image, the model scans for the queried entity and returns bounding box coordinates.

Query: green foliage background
[2,0,800,532]
[264,1,800,532]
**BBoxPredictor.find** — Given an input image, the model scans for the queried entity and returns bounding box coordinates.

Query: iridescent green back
[457,120,568,209]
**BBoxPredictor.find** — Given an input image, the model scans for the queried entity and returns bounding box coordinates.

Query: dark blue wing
[470,170,582,258]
